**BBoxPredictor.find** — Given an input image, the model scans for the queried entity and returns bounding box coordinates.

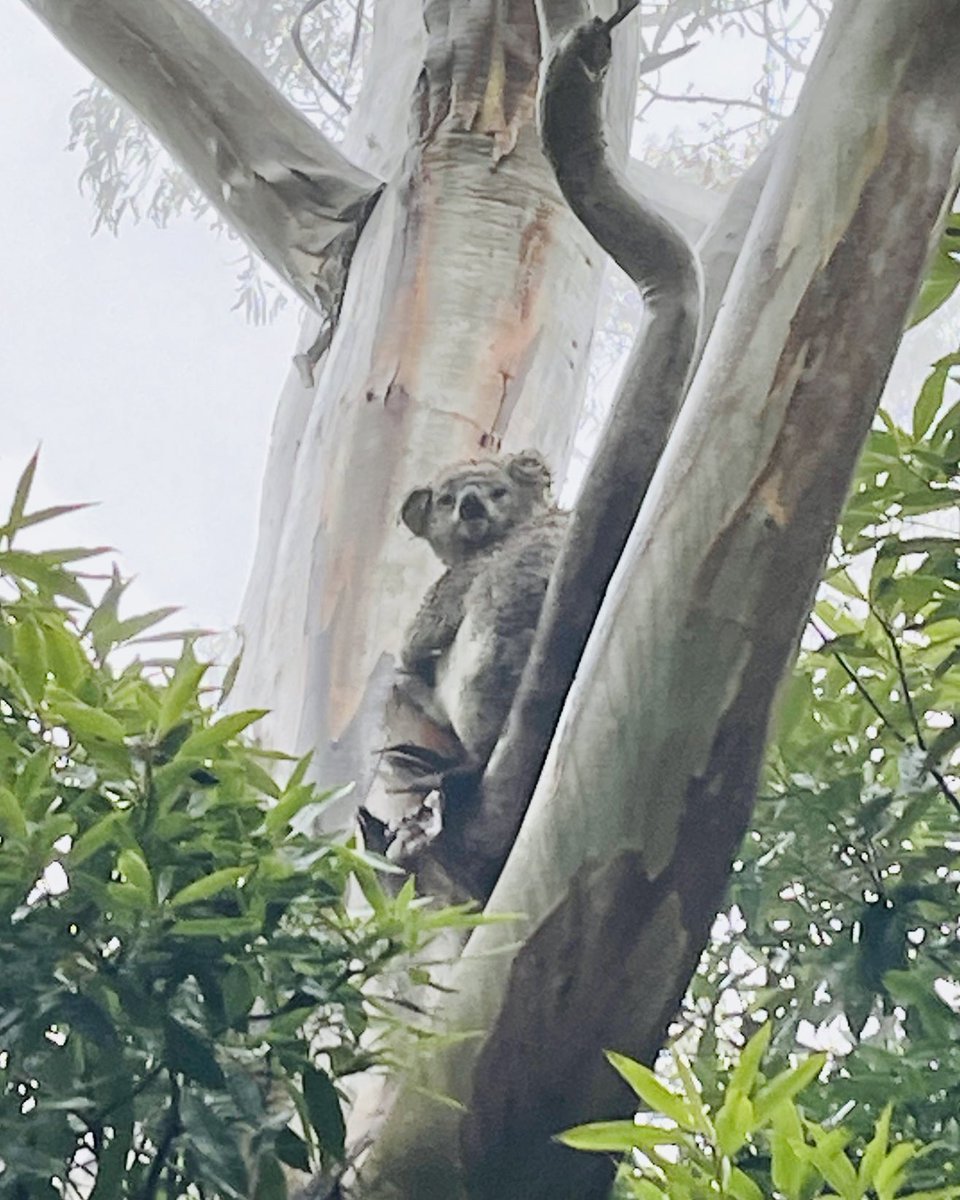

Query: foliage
[675,259,960,1186]
[561,1025,960,1200]
[0,455,475,1199]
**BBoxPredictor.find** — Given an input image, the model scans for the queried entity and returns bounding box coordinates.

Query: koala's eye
[437,494,455,509]
[490,487,508,500]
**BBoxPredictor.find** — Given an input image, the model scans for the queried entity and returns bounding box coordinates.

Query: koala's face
[402,451,553,565]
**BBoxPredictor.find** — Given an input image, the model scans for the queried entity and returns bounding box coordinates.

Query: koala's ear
[505,450,552,492]
[401,487,433,536]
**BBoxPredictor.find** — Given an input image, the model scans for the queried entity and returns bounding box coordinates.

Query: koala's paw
[387,793,445,863]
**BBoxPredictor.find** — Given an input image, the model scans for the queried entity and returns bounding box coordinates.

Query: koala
[399,450,567,768]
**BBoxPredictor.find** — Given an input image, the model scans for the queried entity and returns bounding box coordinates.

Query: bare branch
[292,0,353,113]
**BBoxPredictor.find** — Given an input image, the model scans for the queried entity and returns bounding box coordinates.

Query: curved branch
[292,0,353,113]
[472,4,702,883]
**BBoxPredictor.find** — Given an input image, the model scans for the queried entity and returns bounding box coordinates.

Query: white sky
[1,4,302,632]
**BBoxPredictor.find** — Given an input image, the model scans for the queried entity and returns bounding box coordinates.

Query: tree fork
[352,3,960,1198]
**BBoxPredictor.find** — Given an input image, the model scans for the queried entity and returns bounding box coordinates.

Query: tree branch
[469,0,702,887]
[624,158,721,243]
[23,0,383,312]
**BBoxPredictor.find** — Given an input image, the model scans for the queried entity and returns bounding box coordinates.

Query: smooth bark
[354,3,960,1197]
[232,0,641,840]
[22,0,382,311]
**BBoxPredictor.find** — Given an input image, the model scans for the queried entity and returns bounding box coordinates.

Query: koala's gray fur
[399,450,566,765]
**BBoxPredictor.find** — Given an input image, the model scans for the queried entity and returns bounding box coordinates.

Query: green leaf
[180,1086,249,1195]
[556,1120,681,1153]
[40,617,90,690]
[58,992,118,1048]
[874,1141,919,1199]
[910,228,960,327]
[264,784,321,838]
[913,355,960,440]
[628,1182,666,1200]
[6,449,39,538]
[274,1128,311,1173]
[303,1065,346,1160]
[114,606,180,645]
[222,964,256,1025]
[770,1102,811,1200]
[671,1052,712,1137]
[0,550,90,604]
[715,1087,754,1158]
[116,848,153,898]
[70,811,127,865]
[169,917,261,938]
[156,645,207,738]
[604,1051,695,1128]
[164,1018,226,1089]
[49,692,126,745]
[858,1103,893,1189]
[727,1167,764,1200]
[169,866,246,908]
[0,785,27,840]
[728,1023,772,1099]
[177,709,269,759]
[753,1053,826,1120]
[13,616,48,700]
[254,1153,289,1200]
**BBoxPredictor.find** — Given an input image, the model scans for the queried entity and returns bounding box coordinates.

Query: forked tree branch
[23,0,383,313]
[353,3,960,1197]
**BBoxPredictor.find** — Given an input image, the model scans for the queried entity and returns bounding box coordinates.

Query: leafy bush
[0,455,471,1199]
[561,1025,960,1200]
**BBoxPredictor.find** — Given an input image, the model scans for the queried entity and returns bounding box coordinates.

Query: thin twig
[348,0,366,69]
[872,606,960,819]
[140,1075,180,1200]
[809,614,908,744]
[292,0,352,114]
[640,83,776,117]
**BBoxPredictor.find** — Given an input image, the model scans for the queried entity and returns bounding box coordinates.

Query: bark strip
[24,0,383,312]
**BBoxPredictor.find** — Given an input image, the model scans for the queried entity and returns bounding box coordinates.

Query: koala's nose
[459,492,486,521]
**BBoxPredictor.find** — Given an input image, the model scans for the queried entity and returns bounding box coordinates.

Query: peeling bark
[352,3,960,1197]
[22,0,382,311]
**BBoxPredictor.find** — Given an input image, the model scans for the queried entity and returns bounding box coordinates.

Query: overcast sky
[1,4,302,632]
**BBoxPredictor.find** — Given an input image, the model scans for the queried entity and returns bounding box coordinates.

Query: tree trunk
[352,2,960,1197]
[20,1,960,1199]
[231,0,642,835]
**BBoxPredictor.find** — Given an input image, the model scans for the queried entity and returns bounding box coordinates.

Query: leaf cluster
[0,456,473,1199]
[562,1026,959,1200]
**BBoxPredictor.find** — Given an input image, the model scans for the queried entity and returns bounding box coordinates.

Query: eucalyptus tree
[20,0,960,1197]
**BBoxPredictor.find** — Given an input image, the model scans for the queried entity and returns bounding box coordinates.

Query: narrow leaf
[177,709,268,759]
[604,1051,695,1128]
[303,1066,346,1160]
[169,867,246,908]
